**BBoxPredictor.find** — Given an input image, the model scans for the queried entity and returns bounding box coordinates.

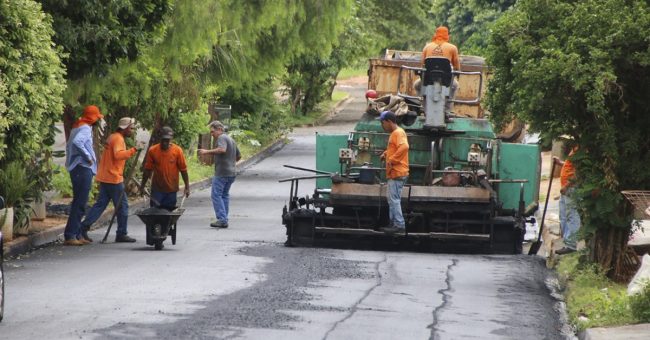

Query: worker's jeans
[150,190,177,210]
[387,176,407,229]
[64,166,94,240]
[212,176,235,223]
[81,182,129,236]
[559,187,581,250]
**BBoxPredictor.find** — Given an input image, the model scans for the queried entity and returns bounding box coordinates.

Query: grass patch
[557,253,638,331]
[186,154,215,183]
[338,66,367,80]
[287,90,348,127]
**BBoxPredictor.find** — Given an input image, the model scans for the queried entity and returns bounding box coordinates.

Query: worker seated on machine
[413,57,457,119]
[415,57,456,129]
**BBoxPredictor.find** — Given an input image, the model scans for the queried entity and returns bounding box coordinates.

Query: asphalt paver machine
[281,55,541,254]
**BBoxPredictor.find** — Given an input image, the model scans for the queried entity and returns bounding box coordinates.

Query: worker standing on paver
[139,126,190,210]
[63,105,104,246]
[554,146,581,254]
[378,111,409,235]
[81,117,143,243]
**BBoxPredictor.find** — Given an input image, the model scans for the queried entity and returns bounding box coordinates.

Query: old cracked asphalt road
[0,79,565,339]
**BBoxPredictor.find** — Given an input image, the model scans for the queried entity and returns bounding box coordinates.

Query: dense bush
[630,281,650,322]
[487,0,650,280]
[0,0,66,214]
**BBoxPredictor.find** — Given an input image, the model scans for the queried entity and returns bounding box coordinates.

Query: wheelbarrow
[136,203,184,250]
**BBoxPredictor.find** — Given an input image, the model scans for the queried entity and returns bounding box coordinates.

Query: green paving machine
[281,54,540,254]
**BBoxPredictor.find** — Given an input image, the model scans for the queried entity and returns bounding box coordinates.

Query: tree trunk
[290,89,302,114]
[62,104,76,142]
[589,227,630,282]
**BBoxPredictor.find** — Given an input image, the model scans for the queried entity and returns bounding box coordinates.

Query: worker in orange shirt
[378,111,409,235]
[421,26,460,114]
[81,117,143,243]
[139,126,190,210]
[553,146,581,254]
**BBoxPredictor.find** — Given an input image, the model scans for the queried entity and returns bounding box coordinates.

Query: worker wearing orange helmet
[63,105,104,246]
[421,26,460,114]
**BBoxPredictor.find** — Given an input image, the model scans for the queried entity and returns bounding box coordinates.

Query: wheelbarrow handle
[142,188,162,207]
[179,195,186,209]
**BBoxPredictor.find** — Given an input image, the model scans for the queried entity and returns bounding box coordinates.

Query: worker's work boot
[555,247,576,255]
[210,220,228,228]
[380,226,405,235]
[81,227,93,242]
[115,234,137,243]
[64,239,84,246]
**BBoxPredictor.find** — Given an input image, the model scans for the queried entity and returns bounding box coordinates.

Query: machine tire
[171,224,176,245]
[154,240,164,250]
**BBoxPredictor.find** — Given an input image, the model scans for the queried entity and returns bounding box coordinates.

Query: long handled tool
[178,194,186,210]
[100,148,143,243]
[528,160,557,255]
[141,187,162,207]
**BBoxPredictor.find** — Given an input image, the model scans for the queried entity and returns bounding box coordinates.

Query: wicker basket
[622,190,650,219]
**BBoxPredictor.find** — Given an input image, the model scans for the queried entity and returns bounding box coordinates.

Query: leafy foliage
[429,0,515,54]
[486,0,650,276]
[219,81,290,146]
[0,0,66,189]
[39,0,171,80]
[630,281,650,322]
[0,162,34,208]
[361,0,432,52]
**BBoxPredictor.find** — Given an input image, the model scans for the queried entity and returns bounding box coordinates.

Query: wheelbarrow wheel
[154,240,164,250]
[171,223,176,245]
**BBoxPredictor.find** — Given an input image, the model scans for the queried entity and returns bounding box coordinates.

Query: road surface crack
[321,254,388,340]
[429,258,458,340]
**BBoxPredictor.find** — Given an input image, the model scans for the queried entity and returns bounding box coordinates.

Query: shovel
[528,160,557,255]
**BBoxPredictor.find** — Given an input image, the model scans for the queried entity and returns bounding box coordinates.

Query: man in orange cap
[81,117,143,243]
[63,105,104,246]
[421,26,460,114]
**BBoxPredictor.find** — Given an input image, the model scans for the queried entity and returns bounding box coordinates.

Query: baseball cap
[118,117,136,129]
[377,110,396,123]
[160,126,174,139]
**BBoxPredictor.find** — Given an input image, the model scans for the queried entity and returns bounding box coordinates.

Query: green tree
[38,0,172,138]
[282,0,353,115]
[430,0,515,55]
[487,0,650,280]
[365,0,432,52]
[40,0,171,80]
[0,0,66,163]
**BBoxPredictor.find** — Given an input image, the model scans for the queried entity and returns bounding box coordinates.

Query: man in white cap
[81,117,143,242]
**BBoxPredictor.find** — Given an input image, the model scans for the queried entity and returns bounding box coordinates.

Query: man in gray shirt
[198,120,241,228]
